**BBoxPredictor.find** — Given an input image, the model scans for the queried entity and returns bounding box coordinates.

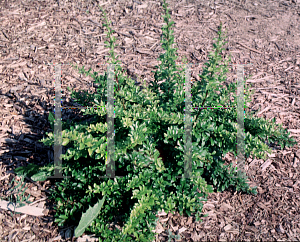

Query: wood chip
[0,199,44,216]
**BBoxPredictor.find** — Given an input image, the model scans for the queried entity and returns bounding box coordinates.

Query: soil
[0,0,300,241]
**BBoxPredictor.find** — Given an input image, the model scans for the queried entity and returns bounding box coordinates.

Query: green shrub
[17,0,296,241]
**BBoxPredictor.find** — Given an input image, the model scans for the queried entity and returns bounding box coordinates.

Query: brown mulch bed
[0,0,300,241]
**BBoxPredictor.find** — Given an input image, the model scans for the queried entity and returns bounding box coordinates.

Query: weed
[0,175,31,218]
[167,229,181,241]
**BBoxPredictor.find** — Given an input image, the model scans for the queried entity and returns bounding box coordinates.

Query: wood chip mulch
[0,0,300,241]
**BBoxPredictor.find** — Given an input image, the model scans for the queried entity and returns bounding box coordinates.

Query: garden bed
[0,0,300,241]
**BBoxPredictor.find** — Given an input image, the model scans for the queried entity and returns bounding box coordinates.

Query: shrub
[16,0,296,241]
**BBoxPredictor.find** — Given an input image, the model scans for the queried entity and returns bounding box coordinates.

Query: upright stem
[193,89,209,129]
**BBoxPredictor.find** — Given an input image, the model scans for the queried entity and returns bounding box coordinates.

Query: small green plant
[160,222,182,241]
[15,0,296,241]
[0,175,32,217]
[167,229,181,242]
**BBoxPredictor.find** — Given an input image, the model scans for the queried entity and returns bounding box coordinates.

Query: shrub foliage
[16,1,296,241]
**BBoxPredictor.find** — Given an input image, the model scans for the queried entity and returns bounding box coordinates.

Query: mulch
[0,0,300,241]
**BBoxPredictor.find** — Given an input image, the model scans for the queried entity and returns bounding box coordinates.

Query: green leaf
[74,196,106,238]
[79,142,85,150]
[88,148,94,157]
[59,214,68,220]
[48,111,55,130]
[62,138,69,146]
[31,171,49,181]
[218,124,224,132]
[14,163,40,178]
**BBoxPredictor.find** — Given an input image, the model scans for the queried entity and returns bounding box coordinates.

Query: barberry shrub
[23,0,296,241]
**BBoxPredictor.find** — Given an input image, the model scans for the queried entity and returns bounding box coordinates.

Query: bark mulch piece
[0,0,300,241]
